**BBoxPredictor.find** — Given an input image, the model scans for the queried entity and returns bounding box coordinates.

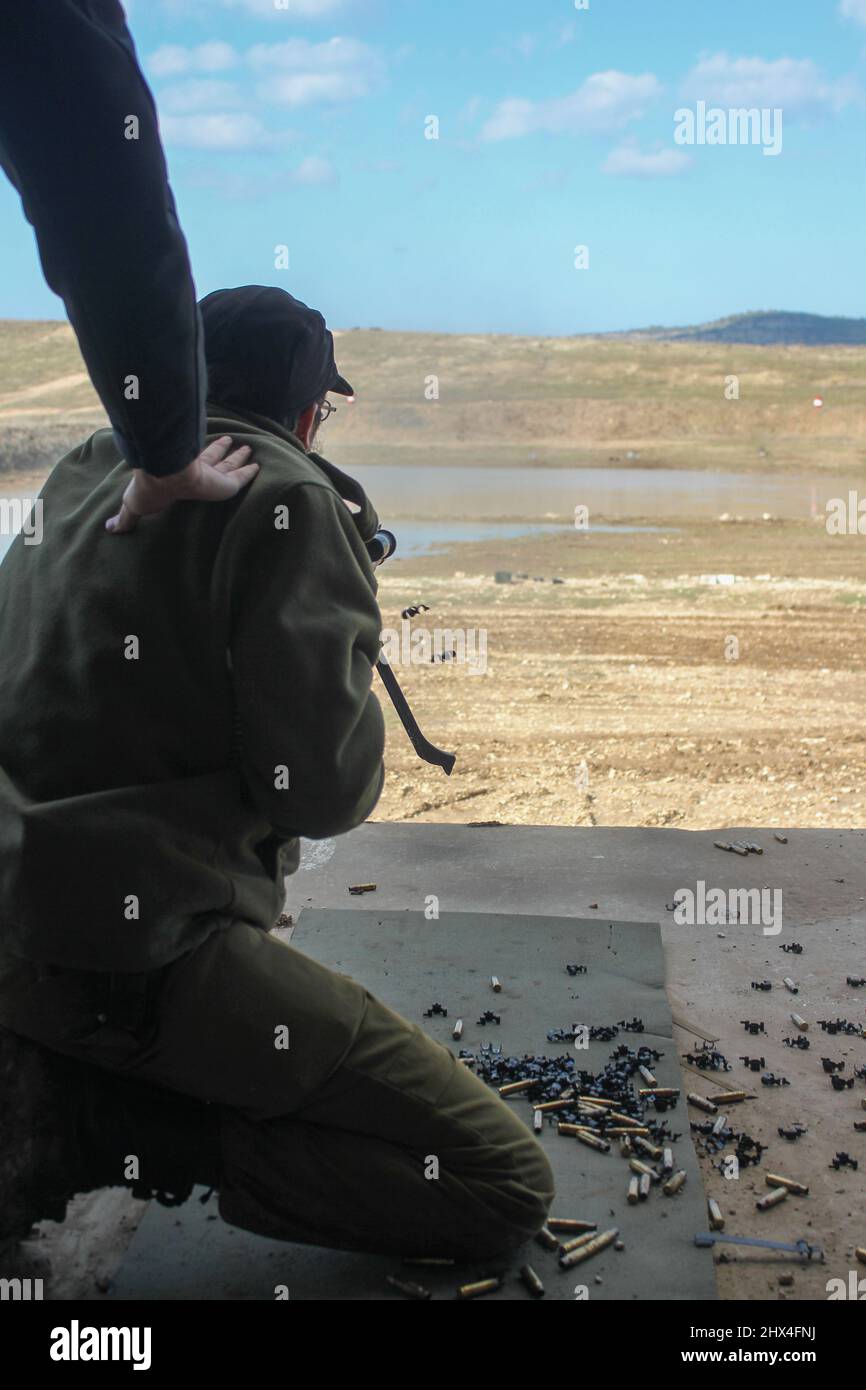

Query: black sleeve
[0,0,205,477]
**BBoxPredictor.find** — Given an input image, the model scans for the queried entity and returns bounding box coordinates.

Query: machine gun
[365,529,456,776]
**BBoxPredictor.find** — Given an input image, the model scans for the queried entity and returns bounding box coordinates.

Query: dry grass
[2,320,866,474]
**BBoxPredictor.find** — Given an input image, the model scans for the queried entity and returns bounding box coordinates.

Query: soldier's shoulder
[205,410,335,500]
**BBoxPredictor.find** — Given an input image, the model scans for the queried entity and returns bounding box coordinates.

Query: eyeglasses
[318,399,337,422]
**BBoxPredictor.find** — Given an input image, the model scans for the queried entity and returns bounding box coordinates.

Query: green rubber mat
[108,910,716,1301]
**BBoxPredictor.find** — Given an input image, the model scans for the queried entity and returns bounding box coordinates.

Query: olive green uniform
[0,409,553,1256]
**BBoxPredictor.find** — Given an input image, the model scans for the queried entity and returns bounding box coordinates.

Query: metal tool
[694,1232,824,1260]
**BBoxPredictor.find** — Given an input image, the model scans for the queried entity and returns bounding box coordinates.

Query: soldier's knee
[497,1134,555,1241]
[444,1135,555,1257]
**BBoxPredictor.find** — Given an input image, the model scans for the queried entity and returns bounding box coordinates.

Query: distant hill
[2,316,866,479]
[624,310,866,346]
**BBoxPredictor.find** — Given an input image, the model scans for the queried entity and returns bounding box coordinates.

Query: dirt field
[373,517,866,833]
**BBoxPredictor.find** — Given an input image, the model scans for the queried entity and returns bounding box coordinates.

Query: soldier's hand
[105,436,259,534]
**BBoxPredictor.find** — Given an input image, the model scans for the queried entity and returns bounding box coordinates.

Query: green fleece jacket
[0,406,386,971]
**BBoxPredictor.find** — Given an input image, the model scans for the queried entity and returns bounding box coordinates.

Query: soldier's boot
[0,1024,221,1245]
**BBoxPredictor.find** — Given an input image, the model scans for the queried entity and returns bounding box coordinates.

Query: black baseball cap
[199,285,353,424]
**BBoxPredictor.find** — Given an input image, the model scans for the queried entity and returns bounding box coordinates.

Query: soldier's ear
[294,403,320,450]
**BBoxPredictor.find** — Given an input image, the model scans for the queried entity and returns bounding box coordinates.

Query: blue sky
[4,0,866,334]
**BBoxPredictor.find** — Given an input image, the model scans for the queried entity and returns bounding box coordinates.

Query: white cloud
[492,33,537,61]
[493,23,576,61]
[241,0,343,11]
[681,52,858,115]
[186,155,336,198]
[459,95,483,124]
[248,37,384,107]
[158,112,275,149]
[602,143,693,177]
[291,155,337,184]
[157,80,243,114]
[149,41,237,78]
[161,0,345,15]
[359,157,404,173]
[151,34,382,158]
[481,71,662,141]
[257,71,364,104]
[839,0,866,25]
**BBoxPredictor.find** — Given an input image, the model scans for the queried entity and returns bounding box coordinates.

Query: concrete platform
[97,823,865,1303]
[109,906,713,1301]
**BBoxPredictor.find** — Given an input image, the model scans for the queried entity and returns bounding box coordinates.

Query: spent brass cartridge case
[577,1130,611,1154]
[708,1198,725,1230]
[578,1095,616,1108]
[791,1013,808,1031]
[559,1228,619,1269]
[663,1170,687,1196]
[765,1172,809,1196]
[856,1248,866,1265]
[661,1147,674,1174]
[534,1098,575,1114]
[608,1111,642,1127]
[452,1019,464,1040]
[490,976,502,993]
[628,1158,658,1181]
[638,1172,651,1201]
[558,1122,585,1137]
[711,1114,728,1136]
[499,1079,534,1097]
[403,1257,455,1266]
[756,1186,788,1212]
[519,1264,545,1298]
[711,1091,749,1105]
[687,1092,718,1113]
[546,1218,597,1234]
[385,1275,432,1300]
[457,1277,502,1300]
[632,1136,664,1160]
[638,1065,657,1086]
[639,1086,679,1097]
[535,1225,560,1252]
[533,1108,543,1134]
[607,1126,650,1137]
[783,977,798,994]
[560,1231,598,1255]
[627,1175,640,1205]
[619,1136,633,1158]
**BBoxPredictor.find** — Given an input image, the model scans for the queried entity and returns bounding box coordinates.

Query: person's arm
[0,0,204,479]
[228,482,386,840]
